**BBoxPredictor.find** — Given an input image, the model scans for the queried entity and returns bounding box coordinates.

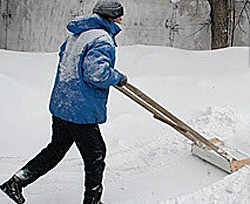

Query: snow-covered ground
[0,46,249,204]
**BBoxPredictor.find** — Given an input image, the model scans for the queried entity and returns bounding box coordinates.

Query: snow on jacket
[49,14,123,124]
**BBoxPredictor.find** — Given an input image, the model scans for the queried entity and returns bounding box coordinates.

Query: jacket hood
[67,14,121,38]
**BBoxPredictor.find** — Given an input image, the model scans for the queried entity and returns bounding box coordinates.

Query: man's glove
[117,74,128,87]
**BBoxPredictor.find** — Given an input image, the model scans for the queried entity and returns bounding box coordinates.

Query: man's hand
[117,74,128,87]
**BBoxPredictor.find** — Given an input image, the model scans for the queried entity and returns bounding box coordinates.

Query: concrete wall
[0,0,249,52]
[0,0,93,52]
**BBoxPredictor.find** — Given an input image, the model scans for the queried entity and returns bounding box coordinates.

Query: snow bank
[0,46,249,203]
[163,167,250,204]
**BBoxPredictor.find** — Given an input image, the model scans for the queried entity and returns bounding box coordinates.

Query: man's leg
[70,123,106,204]
[1,115,74,198]
[16,116,74,187]
[1,116,74,203]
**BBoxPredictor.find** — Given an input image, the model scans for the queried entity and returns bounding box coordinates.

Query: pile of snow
[0,46,249,204]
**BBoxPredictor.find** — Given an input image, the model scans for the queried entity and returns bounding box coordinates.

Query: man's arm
[82,40,123,88]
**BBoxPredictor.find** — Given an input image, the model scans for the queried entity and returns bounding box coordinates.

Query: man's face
[111,16,123,24]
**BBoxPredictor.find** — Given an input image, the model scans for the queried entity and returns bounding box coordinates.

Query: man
[0,0,127,204]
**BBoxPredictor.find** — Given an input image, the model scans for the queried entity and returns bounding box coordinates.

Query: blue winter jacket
[49,14,123,124]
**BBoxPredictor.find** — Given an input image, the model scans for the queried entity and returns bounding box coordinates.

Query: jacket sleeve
[82,40,123,89]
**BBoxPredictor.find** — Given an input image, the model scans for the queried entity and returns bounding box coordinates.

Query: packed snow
[0,46,249,204]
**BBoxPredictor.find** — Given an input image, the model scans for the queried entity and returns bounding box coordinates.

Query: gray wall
[0,0,249,52]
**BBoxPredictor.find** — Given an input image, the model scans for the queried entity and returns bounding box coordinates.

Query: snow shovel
[114,83,250,173]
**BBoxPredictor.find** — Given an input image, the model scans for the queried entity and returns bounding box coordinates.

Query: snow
[171,0,182,3]
[0,46,249,204]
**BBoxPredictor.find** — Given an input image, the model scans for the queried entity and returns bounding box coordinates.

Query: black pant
[19,116,106,202]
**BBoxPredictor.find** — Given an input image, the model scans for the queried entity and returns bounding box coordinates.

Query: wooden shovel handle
[114,83,233,161]
[124,83,223,153]
[231,158,250,172]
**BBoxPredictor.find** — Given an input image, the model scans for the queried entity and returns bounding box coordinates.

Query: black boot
[83,199,103,204]
[83,184,103,204]
[0,175,25,204]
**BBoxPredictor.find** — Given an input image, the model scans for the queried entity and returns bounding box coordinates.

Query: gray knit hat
[93,0,124,19]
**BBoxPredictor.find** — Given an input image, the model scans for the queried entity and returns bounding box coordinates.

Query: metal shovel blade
[191,138,250,173]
